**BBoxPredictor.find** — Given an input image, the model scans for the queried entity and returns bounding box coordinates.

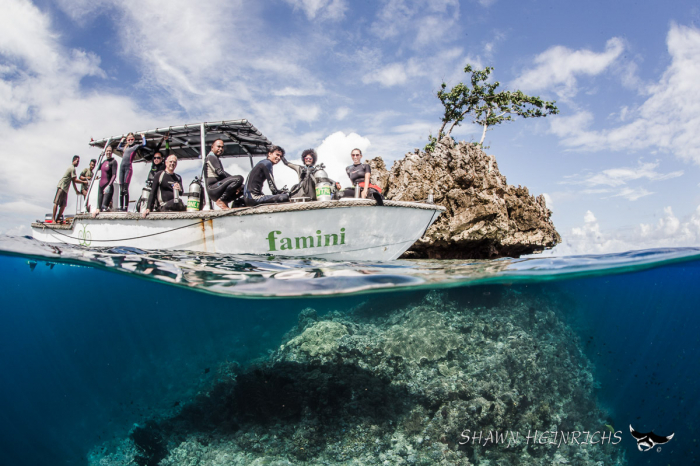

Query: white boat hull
[31,200,443,261]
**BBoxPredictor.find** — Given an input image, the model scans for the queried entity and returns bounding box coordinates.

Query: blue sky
[1,0,700,254]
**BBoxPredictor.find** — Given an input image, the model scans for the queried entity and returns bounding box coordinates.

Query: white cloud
[0,0,161,232]
[513,37,625,99]
[548,24,700,165]
[561,161,682,201]
[363,62,408,87]
[282,0,347,21]
[361,47,470,89]
[577,161,683,187]
[316,131,372,186]
[547,205,700,255]
[371,0,460,48]
[334,107,350,120]
[610,187,653,201]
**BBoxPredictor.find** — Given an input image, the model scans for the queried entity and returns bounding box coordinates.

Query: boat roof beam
[88,120,273,162]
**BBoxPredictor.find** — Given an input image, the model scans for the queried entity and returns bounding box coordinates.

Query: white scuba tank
[187,178,202,212]
[313,168,333,201]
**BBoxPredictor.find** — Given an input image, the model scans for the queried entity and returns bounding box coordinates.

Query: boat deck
[32,199,445,230]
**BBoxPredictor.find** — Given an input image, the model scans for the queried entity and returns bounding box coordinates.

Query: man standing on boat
[243,146,290,206]
[52,155,82,224]
[79,159,96,211]
[142,155,186,217]
[205,139,244,210]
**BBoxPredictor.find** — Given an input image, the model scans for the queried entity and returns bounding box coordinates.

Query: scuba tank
[187,177,203,212]
[136,181,151,212]
[313,165,334,201]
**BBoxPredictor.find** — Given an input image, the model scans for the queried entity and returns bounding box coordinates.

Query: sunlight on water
[1,235,699,297]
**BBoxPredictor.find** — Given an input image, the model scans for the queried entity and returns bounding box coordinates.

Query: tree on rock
[426,64,559,151]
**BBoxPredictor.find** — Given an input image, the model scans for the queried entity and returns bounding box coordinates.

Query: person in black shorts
[243,146,289,206]
[205,139,243,210]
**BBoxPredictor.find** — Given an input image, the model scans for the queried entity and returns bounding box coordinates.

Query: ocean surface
[1,235,698,466]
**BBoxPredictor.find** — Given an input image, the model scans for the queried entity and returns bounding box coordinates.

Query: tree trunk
[479,123,488,145]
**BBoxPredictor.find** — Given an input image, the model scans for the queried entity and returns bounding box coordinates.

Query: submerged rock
[90,290,624,466]
[367,139,561,259]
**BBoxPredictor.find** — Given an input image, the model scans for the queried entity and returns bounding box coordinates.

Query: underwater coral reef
[90,290,625,466]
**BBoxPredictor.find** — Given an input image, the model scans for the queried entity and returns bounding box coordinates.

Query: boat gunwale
[31,199,445,229]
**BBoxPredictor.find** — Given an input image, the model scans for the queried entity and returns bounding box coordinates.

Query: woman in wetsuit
[342,148,380,198]
[116,132,146,211]
[92,146,119,217]
[205,139,244,210]
[282,148,318,200]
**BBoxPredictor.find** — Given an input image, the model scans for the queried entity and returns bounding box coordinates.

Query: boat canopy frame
[88,120,274,166]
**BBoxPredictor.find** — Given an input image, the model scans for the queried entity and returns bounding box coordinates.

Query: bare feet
[215,199,230,210]
[91,209,100,219]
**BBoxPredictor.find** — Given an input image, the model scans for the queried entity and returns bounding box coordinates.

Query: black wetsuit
[205,152,243,204]
[146,170,186,212]
[143,138,166,185]
[282,156,316,200]
[243,159,289,206]
[342,163,377,198]
[98,157,119,210]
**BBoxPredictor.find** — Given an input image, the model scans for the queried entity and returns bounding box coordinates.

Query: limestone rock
[367,140,561,259]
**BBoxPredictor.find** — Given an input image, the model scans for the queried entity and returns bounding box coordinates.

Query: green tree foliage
[426,64,559,152]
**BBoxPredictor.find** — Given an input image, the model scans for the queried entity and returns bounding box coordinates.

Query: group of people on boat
[51,135,382,222]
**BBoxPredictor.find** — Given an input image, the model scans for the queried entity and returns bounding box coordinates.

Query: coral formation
[367,139,561,259]
[89,290,624,466]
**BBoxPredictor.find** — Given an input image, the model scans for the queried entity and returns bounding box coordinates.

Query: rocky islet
[368,139,561,259]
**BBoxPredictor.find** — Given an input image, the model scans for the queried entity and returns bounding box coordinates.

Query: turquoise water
[1,236,698,465]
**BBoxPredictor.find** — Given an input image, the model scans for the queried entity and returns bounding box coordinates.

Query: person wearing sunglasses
[341,148,382,203]
[142,135,168,186]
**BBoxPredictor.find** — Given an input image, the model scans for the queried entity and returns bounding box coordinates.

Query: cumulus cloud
[548,24,700,165]
[547,206,700,255]
[513,37,625,99]
[316,131,372,185]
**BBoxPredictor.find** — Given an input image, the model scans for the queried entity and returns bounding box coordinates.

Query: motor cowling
[187,177,203,212]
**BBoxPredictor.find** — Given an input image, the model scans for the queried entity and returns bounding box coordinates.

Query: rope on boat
[40,220,206,243]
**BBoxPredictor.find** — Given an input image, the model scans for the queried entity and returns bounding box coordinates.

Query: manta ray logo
[629,425,674,452]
